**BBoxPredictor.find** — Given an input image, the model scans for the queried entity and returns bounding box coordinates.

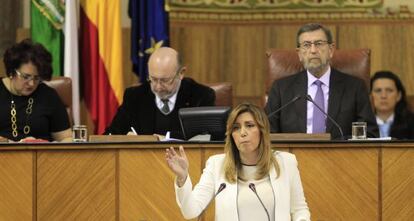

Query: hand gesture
[165,146,189,186]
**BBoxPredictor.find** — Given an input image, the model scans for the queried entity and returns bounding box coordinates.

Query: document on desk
[160,131,184,142]
[367,137,392,141]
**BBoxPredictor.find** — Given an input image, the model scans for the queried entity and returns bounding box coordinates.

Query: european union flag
[129,0,169,83]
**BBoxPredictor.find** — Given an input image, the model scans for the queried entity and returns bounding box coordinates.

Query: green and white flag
[31,0,64,76]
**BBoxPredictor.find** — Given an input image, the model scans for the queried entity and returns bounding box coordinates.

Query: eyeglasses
[298,40,330,50]
[147,69,181,86]
[15,70,42,83]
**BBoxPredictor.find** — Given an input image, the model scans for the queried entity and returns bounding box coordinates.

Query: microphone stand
[197,183,226,221]
[249,183,271,221]
[267,95,302,119]
[305,95,345,140]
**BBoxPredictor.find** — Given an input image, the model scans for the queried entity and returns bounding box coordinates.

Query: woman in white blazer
[166,103,311,221]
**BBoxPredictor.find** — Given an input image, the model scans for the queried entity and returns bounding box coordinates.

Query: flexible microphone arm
[305,95,345,140]
[197,183,226,221]
[249,183,271,221]
[267,95,302,119]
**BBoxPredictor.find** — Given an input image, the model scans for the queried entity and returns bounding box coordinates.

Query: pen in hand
[130,127,138,135]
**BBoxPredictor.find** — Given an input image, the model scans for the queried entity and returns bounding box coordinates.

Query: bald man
[105,47,215,138]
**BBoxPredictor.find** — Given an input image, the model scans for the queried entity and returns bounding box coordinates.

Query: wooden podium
[89,135,158,142]
[0,141,413,221]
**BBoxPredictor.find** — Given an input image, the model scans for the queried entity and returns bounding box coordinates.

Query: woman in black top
[0,39,71,142]
[370,71,414,139]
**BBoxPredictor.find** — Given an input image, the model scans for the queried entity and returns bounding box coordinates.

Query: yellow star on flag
[144,37,164,55]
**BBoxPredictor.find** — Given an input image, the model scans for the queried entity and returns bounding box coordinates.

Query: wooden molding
[89,135,158,142]
[270,133,331,141]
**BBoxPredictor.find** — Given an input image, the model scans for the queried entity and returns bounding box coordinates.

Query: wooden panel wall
[0,142,413,220]
[37,150,116,220]
[382,146,414,220]
[0,151,33,220]
[294,147,379,220]
[169,21,414,106]
[337,23,414,94]
[119,148,201,220]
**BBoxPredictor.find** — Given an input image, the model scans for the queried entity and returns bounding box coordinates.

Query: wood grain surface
[0,142,413,220]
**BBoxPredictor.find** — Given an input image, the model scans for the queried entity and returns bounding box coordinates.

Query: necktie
[312,80,326,133]
[161,99,170,114]
[379,123,391,138]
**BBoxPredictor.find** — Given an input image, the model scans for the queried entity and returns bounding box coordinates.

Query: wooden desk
[0,141,413,221]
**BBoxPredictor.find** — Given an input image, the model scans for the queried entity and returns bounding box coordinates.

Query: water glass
[352,122,367,140]
[73,125,88,142]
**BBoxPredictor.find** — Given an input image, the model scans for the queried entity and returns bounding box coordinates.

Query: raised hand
[165,146,189,186]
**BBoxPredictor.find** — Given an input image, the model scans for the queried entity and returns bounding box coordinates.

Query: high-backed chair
[407,95,414,113]
[265,48,371,98]
[44,77,73,125]
[207,82,233,107]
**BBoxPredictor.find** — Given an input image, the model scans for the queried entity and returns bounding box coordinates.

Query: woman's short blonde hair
[223,102,279,183]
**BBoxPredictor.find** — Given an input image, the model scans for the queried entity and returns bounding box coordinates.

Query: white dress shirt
[376,114,394,137]
[155,91,178,114]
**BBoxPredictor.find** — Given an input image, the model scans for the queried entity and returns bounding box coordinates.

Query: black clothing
[0,80,70,141]
[105,77,215,139]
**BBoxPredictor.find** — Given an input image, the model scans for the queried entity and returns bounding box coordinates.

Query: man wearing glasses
[105,47,215,138]
[265,23,378,139]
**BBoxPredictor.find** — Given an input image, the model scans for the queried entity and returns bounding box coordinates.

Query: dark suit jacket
[265,69,379,139]
[389,110,414,139]
[105,77,215,138]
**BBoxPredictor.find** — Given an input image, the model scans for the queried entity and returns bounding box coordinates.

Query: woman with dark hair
[370,71,414,139]
[166,103,310,221]
[0,39,72,142]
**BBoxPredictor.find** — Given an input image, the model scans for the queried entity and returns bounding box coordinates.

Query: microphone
[249,183,271,221]
[197,183,226,221]
[216,183,227,195]
[267,95,302,119]
[305,95,344,139]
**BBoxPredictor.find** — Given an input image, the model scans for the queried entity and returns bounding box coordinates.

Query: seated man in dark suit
[105,47,215,139]
[265,23,378,139]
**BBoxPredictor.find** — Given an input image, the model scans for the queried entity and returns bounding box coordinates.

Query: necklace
[10,95,34,138]
[241,163,257,166]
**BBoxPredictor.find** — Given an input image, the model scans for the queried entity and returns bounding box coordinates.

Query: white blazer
[175,151,311,221]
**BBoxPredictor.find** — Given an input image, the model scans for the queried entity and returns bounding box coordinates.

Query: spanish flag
[80,0,124,134]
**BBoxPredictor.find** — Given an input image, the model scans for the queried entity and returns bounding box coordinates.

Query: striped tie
[161,99,170,114]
